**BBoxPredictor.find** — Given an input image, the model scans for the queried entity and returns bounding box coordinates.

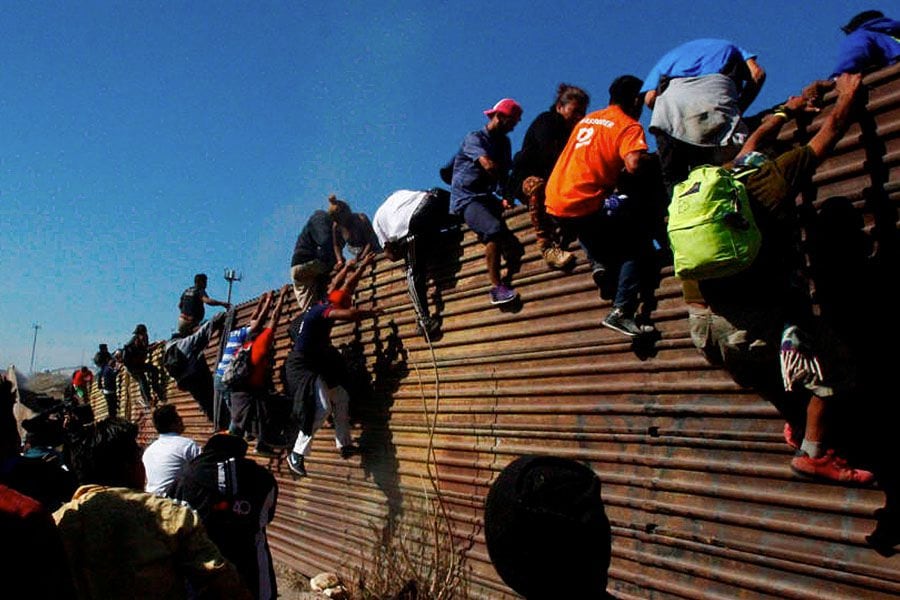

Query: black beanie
[484,455,612,599]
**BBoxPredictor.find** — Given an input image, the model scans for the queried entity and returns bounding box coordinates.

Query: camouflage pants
[523,176,561,251]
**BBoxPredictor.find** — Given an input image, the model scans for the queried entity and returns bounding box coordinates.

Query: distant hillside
[21,371,69,400]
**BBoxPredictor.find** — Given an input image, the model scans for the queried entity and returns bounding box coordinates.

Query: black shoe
[602,308,641,337]
[287,452,307,477]
[591,263,607,287]
[340,444,362,459]
[255,442,281,458]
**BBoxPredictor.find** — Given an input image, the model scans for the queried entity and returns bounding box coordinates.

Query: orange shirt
[545,104,648,218]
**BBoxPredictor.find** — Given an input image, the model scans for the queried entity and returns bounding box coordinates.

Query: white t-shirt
[373,190,429,246]
[142,433,201,495]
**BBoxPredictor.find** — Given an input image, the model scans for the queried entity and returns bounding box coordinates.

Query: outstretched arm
[248,291,273,335]
[328,306,383,322]
[332,221,345,269]
[737,77,839,158]
[736,74,860,165]
[738,58,766,113]
[801,79,835,107]
[807,72,862,160]
[203,294,231,309]
[341,251,375,296]
[266,285,289,329]
[737,94,812,156]
[327,258,357,294]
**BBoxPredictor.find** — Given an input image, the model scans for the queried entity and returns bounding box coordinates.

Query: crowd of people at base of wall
[2,11,899,599]
[1,374,271,599]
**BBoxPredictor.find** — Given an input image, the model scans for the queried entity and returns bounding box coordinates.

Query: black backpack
[221,344,253,388]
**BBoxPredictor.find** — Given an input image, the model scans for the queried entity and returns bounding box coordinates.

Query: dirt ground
[21,371,69,399]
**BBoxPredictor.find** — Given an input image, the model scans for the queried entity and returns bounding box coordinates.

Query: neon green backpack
[667,165,761,280]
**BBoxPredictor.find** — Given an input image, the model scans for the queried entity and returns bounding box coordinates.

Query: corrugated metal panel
[104,62,900,598]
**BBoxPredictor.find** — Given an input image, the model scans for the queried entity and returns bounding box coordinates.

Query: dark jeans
[556,211,643,314]
[404,191,459,321]
[655,131,721,197]
[229,389,263,438]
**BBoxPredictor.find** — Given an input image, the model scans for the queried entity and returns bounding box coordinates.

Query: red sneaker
[783,423,801,450]
[791,450,875,485]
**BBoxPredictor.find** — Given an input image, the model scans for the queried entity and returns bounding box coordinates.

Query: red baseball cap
[484,98,523,118]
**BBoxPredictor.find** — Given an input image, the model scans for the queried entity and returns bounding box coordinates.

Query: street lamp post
[224,268,242,305]
[29,323,41,374]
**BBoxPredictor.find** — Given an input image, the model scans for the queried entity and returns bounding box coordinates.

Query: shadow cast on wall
[797,93,900,554]
[341,319,408,527]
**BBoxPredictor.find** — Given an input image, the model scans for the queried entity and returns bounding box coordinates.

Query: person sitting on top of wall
[372,187,460,338]
[544,75,657,338]
[509,83,590,270]
[177,273,231,336]
[447,98,525,306]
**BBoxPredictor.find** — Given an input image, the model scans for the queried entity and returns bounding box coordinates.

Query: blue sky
[0,0,889,371]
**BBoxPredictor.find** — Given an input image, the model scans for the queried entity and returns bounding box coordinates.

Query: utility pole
[215,268,242,429]
[224,268,242,305]
[29,323,41,374]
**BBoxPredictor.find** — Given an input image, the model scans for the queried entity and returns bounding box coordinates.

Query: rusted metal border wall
[96,63,900,599]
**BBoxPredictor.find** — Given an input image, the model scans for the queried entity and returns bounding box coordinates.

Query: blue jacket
[449,128,511,214]
[833,17,900,76]
[641,38,756,94]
